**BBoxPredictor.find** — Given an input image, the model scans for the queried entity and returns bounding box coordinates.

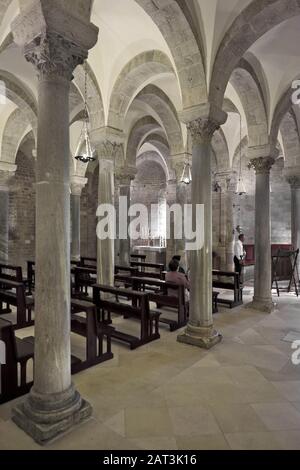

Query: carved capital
[115,166,137,186]
[188,118,220,144]
[248,157,274,175]
[287,175,300,189]
[70,177,87,196]
[24,31,87,80]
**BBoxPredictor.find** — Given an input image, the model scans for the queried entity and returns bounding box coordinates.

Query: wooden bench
[70,299,114,372]
[80,257,97,269]
[130,276,187,331]
[130,254,146,263]
[212,270,243,308]
[0,318,34,404]
[73,266,97,297]
[0,278,34,329]
[130,261,165,279]
[114,265,138,289]
[93,284,160,349]
[0,264,24,313]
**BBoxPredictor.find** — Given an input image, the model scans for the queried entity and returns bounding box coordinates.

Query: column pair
[11,4,98,444]
[177,105,226,349]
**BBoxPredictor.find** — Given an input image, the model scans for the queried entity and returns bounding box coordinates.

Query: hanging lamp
[180,161,192,185]
[235,114,246,195]
[75,62,95,164]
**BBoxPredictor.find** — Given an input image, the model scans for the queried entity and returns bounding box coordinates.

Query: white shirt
[234,240,245,259]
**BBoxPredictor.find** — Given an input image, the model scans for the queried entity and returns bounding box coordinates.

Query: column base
[12,386,92,446]
[177,323,222,350]
[245,297,275,313]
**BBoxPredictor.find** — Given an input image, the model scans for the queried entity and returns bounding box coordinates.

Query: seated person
[172,255,186,274]
[165,259,190,302]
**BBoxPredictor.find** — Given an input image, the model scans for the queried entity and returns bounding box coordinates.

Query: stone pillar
[177,105,226,349]
[286,171,300,273]
[11,5,98,444]
[0,166,15,263]
[92,132,123,286]
[70,177,87,261]
[214,171,236,271]
[248,153,275,312]
[116,168,136,266]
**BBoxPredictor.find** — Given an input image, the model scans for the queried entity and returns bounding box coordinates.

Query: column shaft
[177,115,224,349]
[0,188,9,263]
[119,183,131,266]
[248,156,274,312]
[71,193,81,261]
[97,159,115,285]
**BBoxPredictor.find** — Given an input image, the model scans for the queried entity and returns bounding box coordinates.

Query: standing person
[234,234,246,283]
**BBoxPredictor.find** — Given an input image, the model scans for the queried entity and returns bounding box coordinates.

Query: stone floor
[0,285,300,450]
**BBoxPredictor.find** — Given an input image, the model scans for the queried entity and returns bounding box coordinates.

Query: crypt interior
[0,0,300,450]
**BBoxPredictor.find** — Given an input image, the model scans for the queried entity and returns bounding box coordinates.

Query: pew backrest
[0,264,23,283]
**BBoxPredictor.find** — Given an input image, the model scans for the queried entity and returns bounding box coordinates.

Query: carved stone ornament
[24,31,87,80]
[286,175,300,189]
[248,156,274,175]
[187,118,220,144]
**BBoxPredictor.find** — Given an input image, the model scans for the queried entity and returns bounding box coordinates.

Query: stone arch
[270,85,295,151]
[136,151,169,183]
[134,84,184,155]
[126,116,162,167]
[210,0,300,109]
[134,0,207,108]
[0,70,37,139]
[280,110,300,168]
[141,133,170,158]
[107,50,176,130]
[212,128,230,172]
[229,65,268,148]
[1,108,30,164]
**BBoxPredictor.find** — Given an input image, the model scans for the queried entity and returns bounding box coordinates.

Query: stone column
[70,177,87,261]
[0,165,15,263]
[177,105,226,349]
[214,171,236,271]
[11,6,98,444]
[286,170,300,272]
[248,153,275,312]
[92,132,123,286]
[116,168,136,266]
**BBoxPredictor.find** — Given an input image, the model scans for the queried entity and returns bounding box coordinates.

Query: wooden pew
[0,278,34,329]
[130,261,165,279]
[0,318,34,404]
[129,276,187,331]
[70,299,114,372]
[212,270,243,308]
[0,264,24,313]
[93,284,160,349]
[73,266,97,298]
[130,254,146,263]
[80,257,97,269]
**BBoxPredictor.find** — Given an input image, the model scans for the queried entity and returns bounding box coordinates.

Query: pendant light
[180,161,192,185]
[235,114,246,196]
[75,62,95,164]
